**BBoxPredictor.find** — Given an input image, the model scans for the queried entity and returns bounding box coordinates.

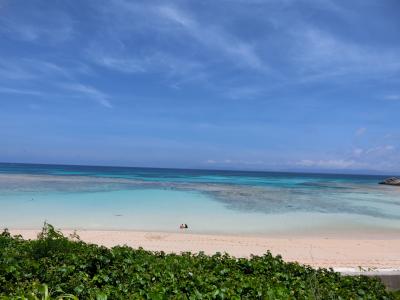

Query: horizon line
[0,161,397,177]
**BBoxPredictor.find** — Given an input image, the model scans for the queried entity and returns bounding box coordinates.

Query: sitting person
[180,224,189,230]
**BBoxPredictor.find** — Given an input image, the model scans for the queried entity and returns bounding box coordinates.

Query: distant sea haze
[0,163,399,235]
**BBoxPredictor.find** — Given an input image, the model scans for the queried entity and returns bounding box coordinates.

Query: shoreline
[6,226,400,239]
[9,228,400,271]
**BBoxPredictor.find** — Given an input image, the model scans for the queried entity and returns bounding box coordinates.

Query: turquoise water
[0,163,399,234]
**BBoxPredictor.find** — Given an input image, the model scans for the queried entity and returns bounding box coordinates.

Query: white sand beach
[10,229,400,271]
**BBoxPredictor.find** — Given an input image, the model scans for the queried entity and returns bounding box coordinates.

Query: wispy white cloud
[89,0,266,80]
[350,145,397,165]
[205,158,266,166]
[296,159,359,169]
[86,0,400,99]
[92,56,146,74]
[0,54,113,108]
[156,5,264,70]
[297,143,398,171]
[0,87,42,96]
[0,3,74,43]
[291,27,400,81]
[384,94,400,101]
[364,145,395,155]
[0,59,37,80]
[97,1,400,95]
[351,145,396,158]
[62,83,112,108]
[0,58,76,81]
[90,50,205,81]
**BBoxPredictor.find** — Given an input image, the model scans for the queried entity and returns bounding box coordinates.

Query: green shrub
[0,224,395,299]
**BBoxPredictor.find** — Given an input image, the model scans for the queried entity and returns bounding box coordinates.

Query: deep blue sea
[0,163,399,234]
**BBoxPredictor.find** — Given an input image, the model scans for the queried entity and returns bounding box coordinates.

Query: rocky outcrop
[379,177,400,186]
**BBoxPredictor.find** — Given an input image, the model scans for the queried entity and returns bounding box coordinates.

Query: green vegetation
[0,224,396,299]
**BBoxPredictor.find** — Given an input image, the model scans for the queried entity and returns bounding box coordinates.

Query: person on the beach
[184,224,188,229]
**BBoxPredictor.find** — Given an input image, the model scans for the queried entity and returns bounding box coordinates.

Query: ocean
[0,163,399,235]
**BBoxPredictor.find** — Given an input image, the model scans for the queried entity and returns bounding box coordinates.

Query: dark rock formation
[379,177,400,186]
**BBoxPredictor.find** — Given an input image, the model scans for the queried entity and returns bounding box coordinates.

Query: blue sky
[0,0,399,173]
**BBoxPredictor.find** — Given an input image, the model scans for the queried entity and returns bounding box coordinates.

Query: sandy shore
[9,229,400,271]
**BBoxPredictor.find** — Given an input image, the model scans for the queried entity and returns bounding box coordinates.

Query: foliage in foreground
[0,224,395,299]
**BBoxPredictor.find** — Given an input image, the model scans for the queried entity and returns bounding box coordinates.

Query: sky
[0,0,400,174]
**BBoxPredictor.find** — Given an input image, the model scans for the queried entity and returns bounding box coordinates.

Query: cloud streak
[62,83,113,108]
[0,2,74,43]
[0,57,110,108]
[0,87,42,96]
[156,5,264,70]
[296,159,359,169]
[290,27,400,82]
[88,0,267,84]
[384,94,400,101]
[296,144,398,172]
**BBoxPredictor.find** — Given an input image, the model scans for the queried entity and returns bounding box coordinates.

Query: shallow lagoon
[0,163,399,234]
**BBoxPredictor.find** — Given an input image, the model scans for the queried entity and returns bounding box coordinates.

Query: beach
[10,229,400,271]
[2,163,400,272]
[2,2,399,296]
